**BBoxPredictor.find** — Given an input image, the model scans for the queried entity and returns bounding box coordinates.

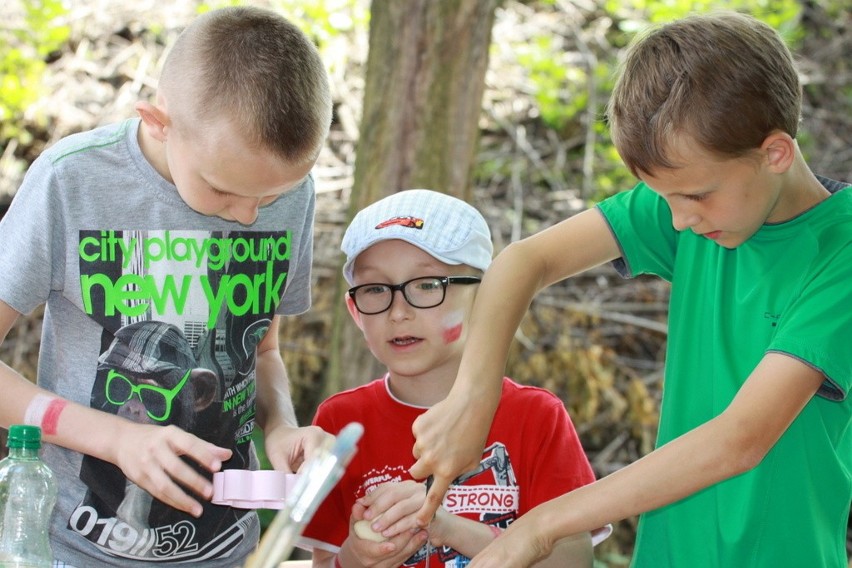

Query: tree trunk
[325,0,500,397]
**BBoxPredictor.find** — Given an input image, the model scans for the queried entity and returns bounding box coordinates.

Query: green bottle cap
[6,424,42,450]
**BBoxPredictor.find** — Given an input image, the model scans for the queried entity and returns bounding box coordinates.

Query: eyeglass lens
[352,277,447,314]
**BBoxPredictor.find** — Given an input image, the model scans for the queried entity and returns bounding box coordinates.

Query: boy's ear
[135,97,171,143]
[344,294,365,331]
[761,131,795,174]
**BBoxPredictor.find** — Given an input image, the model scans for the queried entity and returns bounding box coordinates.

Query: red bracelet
[488,524,502,538]
[334,556,344,568]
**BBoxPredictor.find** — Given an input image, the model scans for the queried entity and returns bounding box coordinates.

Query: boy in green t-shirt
[405,11,851,568]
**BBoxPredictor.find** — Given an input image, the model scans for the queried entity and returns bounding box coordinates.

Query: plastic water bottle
[0,425,58,567]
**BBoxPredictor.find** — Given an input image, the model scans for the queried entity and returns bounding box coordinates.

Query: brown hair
[159,6,331,165]
[606,11,801,177]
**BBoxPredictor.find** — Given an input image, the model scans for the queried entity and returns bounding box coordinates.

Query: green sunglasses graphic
[105,368,191,422]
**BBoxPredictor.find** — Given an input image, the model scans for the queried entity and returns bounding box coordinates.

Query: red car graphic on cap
[375,216,424,230]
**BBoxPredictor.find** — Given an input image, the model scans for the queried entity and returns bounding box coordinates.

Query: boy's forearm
[453,240,541,399]
[41,396,135,464]
[455,208,619,398]
[254,350,298,431]
[254,316,298,431]
[526,417,745,556]
[310,548,336,567]
[431,512,502,559]
[524,354,823,550]
[0,301,127,461]
[0,361,42,428]
[535,532,593,568]
[0,361,138,463]
[434,512,591,568]
[508,421,737,562]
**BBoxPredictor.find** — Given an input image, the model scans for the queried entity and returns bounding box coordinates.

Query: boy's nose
[229,198,262,224]
[671,207,700,232]
[387,290,414,321]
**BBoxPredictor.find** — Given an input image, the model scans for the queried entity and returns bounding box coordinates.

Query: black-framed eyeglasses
[348,275,481,315]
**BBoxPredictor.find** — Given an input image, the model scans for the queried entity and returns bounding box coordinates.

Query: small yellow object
[353,516,387,542]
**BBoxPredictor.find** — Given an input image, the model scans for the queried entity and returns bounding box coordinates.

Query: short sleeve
[276,176,316,317]
[769,233,852,400]
[0,153,66,314]
[597,183,679,281]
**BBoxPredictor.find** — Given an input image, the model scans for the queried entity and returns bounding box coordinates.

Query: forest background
[1,0,850,565]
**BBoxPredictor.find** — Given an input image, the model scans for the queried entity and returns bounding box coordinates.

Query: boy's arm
[411,209,621,526]
[431,511,592,567]
[410,208,621,524]
[0,301,232,518]
[466,352,825,567]
[357,480,593,568]
[310,548,336,567]
[255,315,331,472]
[321,486,430,568]
[544,533,593,568]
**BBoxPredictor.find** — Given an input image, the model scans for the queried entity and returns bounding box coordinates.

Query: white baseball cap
[341,189,493,285]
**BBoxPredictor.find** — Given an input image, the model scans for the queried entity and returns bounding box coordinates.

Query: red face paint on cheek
[443,323,463,344]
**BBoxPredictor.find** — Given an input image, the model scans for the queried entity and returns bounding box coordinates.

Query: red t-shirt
[301,376,596,567]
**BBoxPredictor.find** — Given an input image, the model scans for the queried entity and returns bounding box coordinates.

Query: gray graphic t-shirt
[0,119,315,566]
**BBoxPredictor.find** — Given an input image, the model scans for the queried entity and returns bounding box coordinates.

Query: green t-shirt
[597,180,852,568]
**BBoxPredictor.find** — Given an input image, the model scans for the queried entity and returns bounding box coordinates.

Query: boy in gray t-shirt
[0,6,332,567]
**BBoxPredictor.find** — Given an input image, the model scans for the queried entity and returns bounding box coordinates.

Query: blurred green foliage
[2,0,848,563]
[199,0,369,71]
[0,0,69,143]
[605,0,802,39]
[509,0,805,204]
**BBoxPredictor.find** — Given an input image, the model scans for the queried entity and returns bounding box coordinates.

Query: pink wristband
[488,524,502,539]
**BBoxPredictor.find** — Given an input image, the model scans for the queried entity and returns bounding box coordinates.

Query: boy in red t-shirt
[301,190,608,568]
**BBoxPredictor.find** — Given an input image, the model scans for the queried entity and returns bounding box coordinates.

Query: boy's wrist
[488,523,502,539]
[455,372,503,411]
[427,507,453,548]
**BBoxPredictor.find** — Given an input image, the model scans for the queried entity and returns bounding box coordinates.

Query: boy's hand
[355,480,428,540]
[341,524,428,568]
[409,389,497,526]
[262,424,333,473]
[467,514,551,568]
[113,422,232,518]
[343,485,430,568]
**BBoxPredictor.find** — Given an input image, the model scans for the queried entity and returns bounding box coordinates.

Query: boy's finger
[163,435,231,505]
[414,475,449,527]
[164,487,204,518]
[175,434,232,473]
[169,452,216,500]
[408,454,430,480]
[143,465,204,518]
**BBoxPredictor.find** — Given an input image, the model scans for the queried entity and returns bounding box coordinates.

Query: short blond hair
[160,6,331,165]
